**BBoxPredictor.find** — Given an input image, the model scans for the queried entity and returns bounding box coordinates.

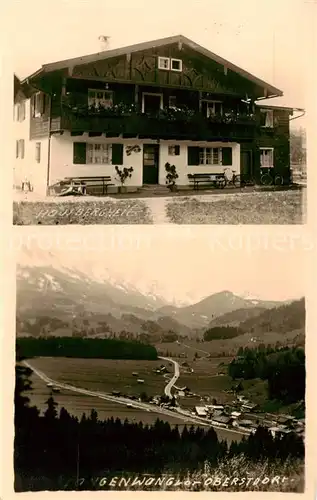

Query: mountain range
[16,262,300,340]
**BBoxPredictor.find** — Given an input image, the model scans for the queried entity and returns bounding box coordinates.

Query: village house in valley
[14,35,297,196]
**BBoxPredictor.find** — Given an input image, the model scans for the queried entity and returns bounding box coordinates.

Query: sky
[4,0,313,129]
[14,226,308,305]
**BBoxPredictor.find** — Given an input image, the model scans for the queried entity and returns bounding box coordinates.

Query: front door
[143,145,159,184]
[240,150,253,180]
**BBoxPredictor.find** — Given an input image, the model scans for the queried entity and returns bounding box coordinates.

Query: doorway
[240,150,253,180]
[142,93,163,114]
[143,144,159,184]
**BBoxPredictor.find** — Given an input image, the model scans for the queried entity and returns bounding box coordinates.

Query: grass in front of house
[13,199,153,225]
[166,190,305,224]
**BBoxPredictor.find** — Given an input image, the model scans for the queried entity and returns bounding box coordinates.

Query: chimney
[98,36,110,51]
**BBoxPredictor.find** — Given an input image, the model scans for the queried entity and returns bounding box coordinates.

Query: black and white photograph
[12,0,308,225]
[1,0,315,498]
[14,229,306,492]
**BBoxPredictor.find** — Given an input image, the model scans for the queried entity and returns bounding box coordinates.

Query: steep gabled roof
[23,34,283,97]
[14,73,28,100]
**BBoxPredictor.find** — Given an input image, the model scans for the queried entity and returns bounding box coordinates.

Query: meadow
[28,372,184,427]
[28,357,169,397]
[166,189,305,225]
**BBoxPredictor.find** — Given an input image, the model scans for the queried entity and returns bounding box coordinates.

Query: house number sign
[126,145,141,156]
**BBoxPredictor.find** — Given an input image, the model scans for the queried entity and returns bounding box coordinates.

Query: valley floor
[25,356,246,444]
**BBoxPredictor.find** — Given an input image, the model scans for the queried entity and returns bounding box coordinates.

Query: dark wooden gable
[71,43,263,97]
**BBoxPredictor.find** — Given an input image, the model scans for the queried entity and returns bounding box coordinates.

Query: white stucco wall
[49,133,143,187]
[14,99,48,196]
[158,141,240,186]
[49,133,240,189]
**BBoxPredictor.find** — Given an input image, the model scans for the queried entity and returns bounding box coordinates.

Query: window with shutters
[87,143,112,164]
[168,145,180,156]
[199,147,222,165]
[35,142,41,163]
[16,139,25,159]
[88,89,113,108]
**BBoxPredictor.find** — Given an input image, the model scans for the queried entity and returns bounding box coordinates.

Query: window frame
[170,58,183,72]
[33,92,44,118]
[260,147,274,168]
[88,89,113,108]
[168,95,177,109]
[86,143,112,164]
[16,139,25,159]
[158,56,170,70]
[199,147,222,166]
[16,101,26,121]
[260,109,274,128]
[35,142,41,163]
[141,92,164,113]
[205,100,223,118]
[168,144,180,156]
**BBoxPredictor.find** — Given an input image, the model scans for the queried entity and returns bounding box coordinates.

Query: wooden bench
[64,176,114,195]
[187,173,226,191]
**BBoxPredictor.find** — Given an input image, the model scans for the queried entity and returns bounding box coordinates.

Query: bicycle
[260,168,283,186]
[223,168,241,188]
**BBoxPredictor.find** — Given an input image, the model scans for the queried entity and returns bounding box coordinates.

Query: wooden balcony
[58,101,259,141]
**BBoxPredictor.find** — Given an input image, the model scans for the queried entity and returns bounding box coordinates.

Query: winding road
[22,360,206,427]
[22,359,248,438]
[158,356,180,398]
[175,341,210,359]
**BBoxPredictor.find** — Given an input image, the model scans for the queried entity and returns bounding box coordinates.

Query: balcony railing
[59,99,259,141]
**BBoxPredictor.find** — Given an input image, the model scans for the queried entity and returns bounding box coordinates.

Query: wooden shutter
[111,143,123,165]
[222,147,232,166]
[175,145,180,156]
[35,142,41,163]
[31,95,35,118]
[42,94,47,114]
[187,146,200,166]
[21,140,25,159]
[21,101,26,121]
[16,140,19,158]
[73,142,87,164]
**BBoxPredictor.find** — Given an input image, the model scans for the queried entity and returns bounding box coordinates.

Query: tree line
[15,364,304,491]
[16,336,158,361]
[228,346,305,404]
[204,326,243,341]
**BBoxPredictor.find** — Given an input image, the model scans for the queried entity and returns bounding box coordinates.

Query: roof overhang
[256,104,304,112]
[21,34,283,98]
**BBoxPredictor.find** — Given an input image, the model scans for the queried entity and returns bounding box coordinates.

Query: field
[176,358,233,408]
[156,341,233,358]
[28,372,183,427]
[166,189,305,224]
[28,357,170,397]
[156,330,304,359]
[26,358,246,443]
